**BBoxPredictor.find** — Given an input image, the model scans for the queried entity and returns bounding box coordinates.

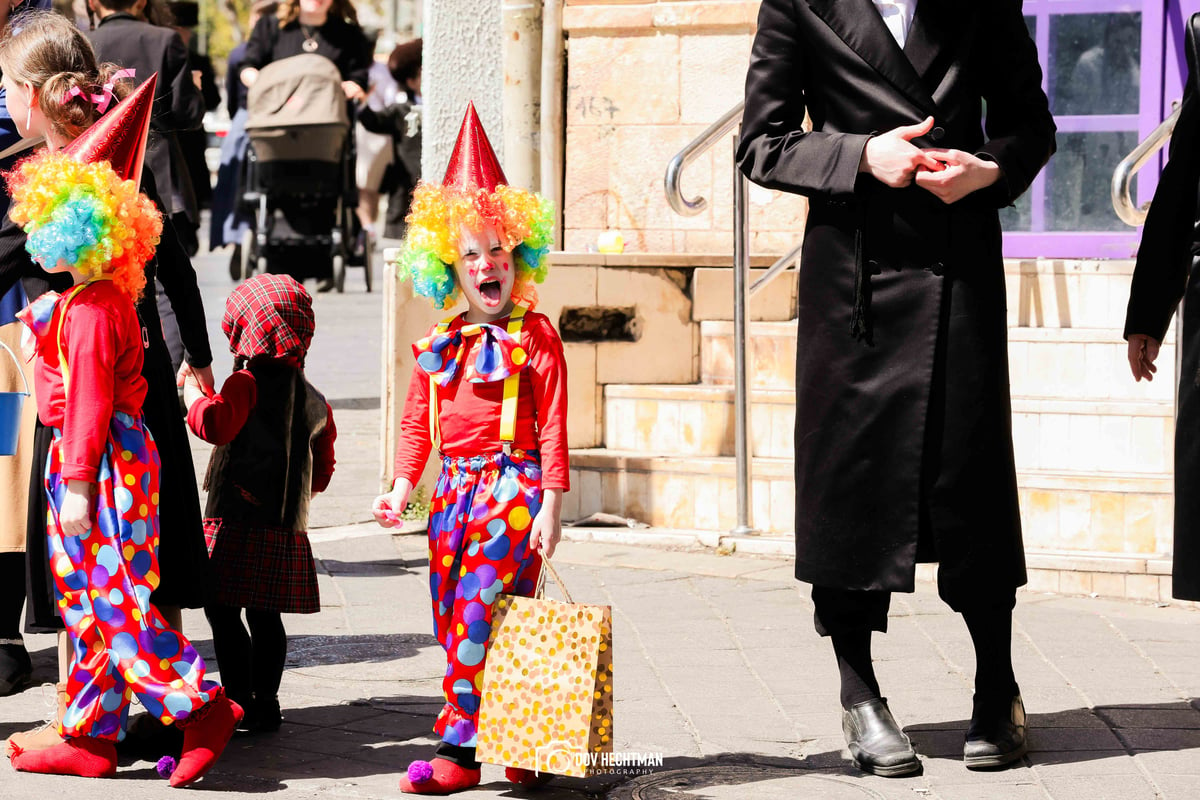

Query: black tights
[0,552,25,640]
[812,586,1017,709]
[204,605,287,706]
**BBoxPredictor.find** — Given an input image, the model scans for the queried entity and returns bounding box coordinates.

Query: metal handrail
[1112,105,1181,226]
[750,243,803,297]
[665,101,745,216]
[664,100,801,537]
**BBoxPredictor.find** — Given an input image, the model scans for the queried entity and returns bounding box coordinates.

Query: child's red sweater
[393,310,570,490]
[33,281,146,483]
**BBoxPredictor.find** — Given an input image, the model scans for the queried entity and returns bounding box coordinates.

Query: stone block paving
[6,526,1200,798]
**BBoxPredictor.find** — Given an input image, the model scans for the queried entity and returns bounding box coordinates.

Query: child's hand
[373,479,413,528]
[59,480,93,537]
[529,488,563,559]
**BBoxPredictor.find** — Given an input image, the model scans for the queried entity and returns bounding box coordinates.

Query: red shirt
[393,310,569,490]
[33,281,147,483]
[187,366,337,493]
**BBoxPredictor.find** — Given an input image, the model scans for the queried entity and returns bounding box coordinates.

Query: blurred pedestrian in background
[354,27,397,245]
[356,37,420,240]
[169,0,221,213]
[211,0,278,280]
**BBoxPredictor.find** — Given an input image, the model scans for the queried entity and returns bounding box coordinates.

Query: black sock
[0,552,26,641]
[962,607,1017,701]
[434,742,480,770]
[246,610,287,701]
[832,630,881,709]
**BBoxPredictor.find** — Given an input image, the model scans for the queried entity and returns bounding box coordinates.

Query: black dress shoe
[246,694,282,733]
[842,697,921,777]
[964,693,1027,769]
[0,640,32,696]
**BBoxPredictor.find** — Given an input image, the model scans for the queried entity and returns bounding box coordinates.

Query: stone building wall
[562,0,809,256]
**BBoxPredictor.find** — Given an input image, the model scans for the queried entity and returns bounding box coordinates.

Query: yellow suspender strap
[426,306,528,454]
[428,314,456,451]
[55,280,107,394]
[499,305,527,452]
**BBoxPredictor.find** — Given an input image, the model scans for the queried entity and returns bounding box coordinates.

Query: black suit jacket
[737,0,1055,594]
[88,13,205,220]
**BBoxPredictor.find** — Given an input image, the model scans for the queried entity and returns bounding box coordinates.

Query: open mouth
[478,279,502,304]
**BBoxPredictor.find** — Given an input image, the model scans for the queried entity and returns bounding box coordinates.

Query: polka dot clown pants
[427,450,544,748]
[46,411,219,741]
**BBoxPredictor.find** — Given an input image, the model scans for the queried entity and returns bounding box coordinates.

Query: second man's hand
[914,148,1002,204]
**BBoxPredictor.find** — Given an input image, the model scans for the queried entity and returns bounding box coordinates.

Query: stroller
[238,53,371,292]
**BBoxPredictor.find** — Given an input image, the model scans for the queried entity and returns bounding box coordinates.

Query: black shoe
[116,711,184,759]
[842,698,921,777]
[245,694,282,733]
[0,641,32,696]
[964,693,1027,769]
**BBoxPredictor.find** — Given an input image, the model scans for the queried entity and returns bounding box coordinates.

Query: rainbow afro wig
[6,150,161,302]
[395,181,554,310]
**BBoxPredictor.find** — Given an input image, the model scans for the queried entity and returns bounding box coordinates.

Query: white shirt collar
[872,0,916,49]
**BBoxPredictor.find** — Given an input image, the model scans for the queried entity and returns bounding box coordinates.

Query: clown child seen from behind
[5,70,240,785]
[372,102,568,796]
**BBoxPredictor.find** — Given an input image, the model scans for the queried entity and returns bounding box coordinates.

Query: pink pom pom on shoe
[156,755,178,778]
[399,757,480,794]
[407,760,435,783]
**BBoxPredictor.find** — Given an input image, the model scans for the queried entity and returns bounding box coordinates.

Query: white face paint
[452,224,515,323]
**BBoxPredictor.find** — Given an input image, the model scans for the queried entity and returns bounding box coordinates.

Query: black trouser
[812,584,1017,637]
[204,605,287,706]
[435,742,480,770]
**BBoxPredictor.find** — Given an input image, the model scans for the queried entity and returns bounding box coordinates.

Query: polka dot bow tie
[413,322,529,387]
[16,290,63,361]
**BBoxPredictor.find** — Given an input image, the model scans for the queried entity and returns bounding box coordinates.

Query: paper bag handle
[535,558,574,605]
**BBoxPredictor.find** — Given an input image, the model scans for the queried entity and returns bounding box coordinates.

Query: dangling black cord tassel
[849,203,870,343]
[849,228,866,339]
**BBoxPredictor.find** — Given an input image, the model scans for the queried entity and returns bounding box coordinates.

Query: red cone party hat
[442,101,508,192]
[62,72,156,187]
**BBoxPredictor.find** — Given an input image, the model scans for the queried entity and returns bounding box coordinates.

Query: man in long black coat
[737,0,1055,776]
[86,0,205,253]
[1125,15,1200,602]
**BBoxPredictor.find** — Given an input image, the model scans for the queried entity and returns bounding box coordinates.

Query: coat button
[930,126,945,142]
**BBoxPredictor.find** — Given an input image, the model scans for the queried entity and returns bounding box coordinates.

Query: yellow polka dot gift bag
[475,559,614,778]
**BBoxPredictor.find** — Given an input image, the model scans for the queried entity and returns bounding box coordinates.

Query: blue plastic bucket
[0,342,30,456]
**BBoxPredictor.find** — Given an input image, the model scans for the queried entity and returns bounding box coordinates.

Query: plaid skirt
[204,519,320,614]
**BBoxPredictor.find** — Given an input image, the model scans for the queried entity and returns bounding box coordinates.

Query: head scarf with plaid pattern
[223,274,315,364]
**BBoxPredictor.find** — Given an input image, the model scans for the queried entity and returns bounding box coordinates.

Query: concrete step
[603,382,1174,473]
[602,384,795,459]
[566,449,1174,546]
[1008,326,1176,403]
[700,320,796,390]
[566,449,796,534]
[1004,258,1137,330]
[700,320,1178,402]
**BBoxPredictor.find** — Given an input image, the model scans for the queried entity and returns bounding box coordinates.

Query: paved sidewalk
[4,523,1200,799]
[6,250,1200,798]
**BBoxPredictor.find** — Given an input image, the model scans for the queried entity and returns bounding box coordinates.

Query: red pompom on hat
[441,101,507,193]
[62,72,155,187]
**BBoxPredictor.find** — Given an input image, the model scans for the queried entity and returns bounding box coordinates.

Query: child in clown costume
[4,75,240,784]
[373,102,567,795]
